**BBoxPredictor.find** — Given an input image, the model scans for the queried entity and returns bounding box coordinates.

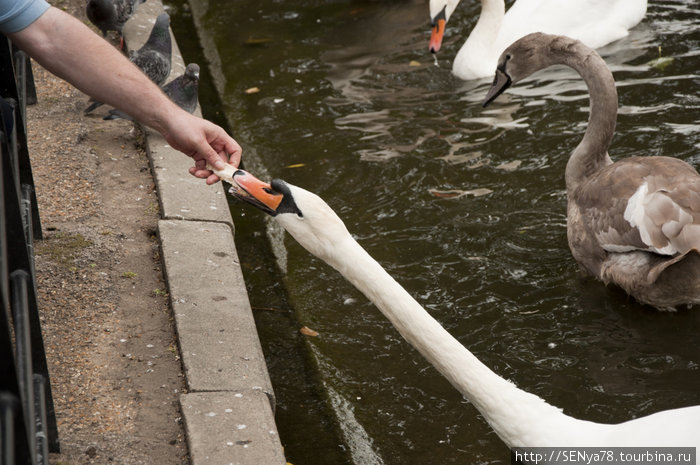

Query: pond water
[166,1,700,464]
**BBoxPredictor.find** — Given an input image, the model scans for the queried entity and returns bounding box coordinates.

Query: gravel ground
[24,3,190,463]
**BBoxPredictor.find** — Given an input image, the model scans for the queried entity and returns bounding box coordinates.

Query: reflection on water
[171,0,700,464]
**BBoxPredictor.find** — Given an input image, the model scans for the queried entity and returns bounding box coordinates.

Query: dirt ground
[25,1,190,463]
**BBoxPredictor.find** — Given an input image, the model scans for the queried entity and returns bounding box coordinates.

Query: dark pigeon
[130,13,172,85]
[104,63,200,121]
[161,63,200,114]
[85,13,172,114]
[86,0,146,40]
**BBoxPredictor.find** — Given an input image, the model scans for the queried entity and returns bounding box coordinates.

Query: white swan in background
[482,33,700,310]
[428,0,647,80]
[220,167,700,454]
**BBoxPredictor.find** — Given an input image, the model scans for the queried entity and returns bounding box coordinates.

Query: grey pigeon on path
[104,63,200,120]
[86,0,146,43]
[85,13,172,114]
[161,63,200,114]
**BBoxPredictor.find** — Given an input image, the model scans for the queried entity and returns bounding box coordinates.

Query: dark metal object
[1,35,60,465]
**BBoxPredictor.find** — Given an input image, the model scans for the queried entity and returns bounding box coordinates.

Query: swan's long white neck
[453,0,504,79]
[270,183,700,450]
[313,231,583,446]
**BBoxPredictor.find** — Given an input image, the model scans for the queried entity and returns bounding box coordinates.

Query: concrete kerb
[122,3,286,464]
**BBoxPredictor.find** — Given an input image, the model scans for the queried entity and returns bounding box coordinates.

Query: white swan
[223,167,700,454]
[428,0,647,80]
[482,33,700,310]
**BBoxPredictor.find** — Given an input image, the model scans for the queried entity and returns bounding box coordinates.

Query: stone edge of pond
[123,3,287,464]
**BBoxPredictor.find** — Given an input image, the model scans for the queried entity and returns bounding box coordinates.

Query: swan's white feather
[265,183,700,455]
[432,0,647,80]
[623,182,699,256]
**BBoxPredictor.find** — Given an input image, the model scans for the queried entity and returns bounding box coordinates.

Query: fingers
[188,166,220,180]
[196,123,238,170]
[188,155,231,185]
[223,140,243,168]
[205,173,221,185]
[173,114,243,183]
[202,144,227,171]
[188,165,208,178]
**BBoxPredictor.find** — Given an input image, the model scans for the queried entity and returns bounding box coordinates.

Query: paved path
[124,3,286,464]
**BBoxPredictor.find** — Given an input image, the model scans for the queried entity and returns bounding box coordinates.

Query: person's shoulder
[0,0,51,34]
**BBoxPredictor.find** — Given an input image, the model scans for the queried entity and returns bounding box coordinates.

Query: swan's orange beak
[229,169,283,215]
[429,18,445,53]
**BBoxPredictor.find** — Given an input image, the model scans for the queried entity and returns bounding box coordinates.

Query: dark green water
[166,1,700,464]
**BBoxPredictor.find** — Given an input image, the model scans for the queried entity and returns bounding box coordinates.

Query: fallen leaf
[300,326,319,337]
[409,60,421,67]
[429,189,463,199]
[496,160,521,171]
[647,56,673,71]
[285,163,306,169]
[244,37,273,45]
[244,87,260,94]
[429,188,493,199]
[464,188,493,197]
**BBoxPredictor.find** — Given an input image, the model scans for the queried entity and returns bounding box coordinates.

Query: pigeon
[86,0,146,42]
[130,14,172,84]
[85,13,172,114]
[161,63,200,114]
[104,63,200,121]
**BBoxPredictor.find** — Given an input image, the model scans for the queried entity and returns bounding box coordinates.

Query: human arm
[7,6,240,182]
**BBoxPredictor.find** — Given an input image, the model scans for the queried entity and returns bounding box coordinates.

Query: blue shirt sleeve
[0,0,50,33]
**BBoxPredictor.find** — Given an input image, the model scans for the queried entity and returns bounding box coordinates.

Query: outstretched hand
[162,111,242,185]
[7,6,242,185]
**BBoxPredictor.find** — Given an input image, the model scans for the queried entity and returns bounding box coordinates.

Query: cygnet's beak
[482,68,512,107]
[229,169,283,216]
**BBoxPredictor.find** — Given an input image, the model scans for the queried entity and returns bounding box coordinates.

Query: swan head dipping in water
[222,167,700,455]
[428,0,646,80]
[428,0,460,54]
[482,33,700,310]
